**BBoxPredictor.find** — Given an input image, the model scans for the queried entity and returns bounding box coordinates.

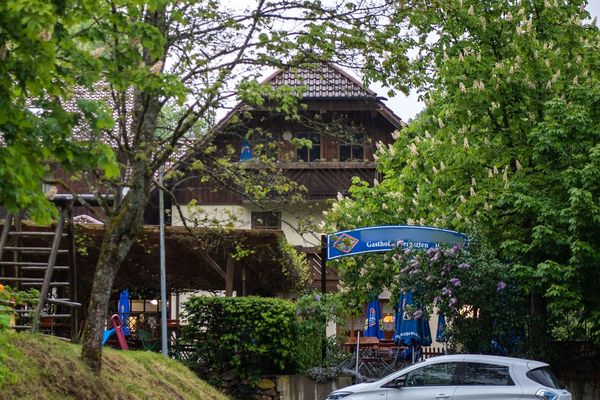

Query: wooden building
[166,63,405,291]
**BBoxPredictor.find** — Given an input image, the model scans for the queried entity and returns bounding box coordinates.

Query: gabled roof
[265,63,376,98]
[216,62,406,131]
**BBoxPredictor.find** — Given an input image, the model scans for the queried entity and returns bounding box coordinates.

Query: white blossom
[392,130,402,140]
[493,166,499,175]
[459,82,466,93]
[432,165,439,174]
[440,161,446,170]
[515,160,522,170]
[374,178,379,186]
[488,169,494,178]
[408,143,419,156]
[468,5,474,15]
[463,137,470,149]
[337,192,344,201]
[438,188,445,197]
[382,203,388,210]
[407,218,415,225]
[460,195,467,204]
[470,187,476,197]
[471,177,477,186]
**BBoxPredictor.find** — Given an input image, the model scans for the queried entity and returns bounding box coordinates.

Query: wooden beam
[225,253,234,297]
[197,248,227,280]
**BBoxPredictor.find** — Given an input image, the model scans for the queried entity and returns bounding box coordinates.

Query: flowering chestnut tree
[327,0,600,351]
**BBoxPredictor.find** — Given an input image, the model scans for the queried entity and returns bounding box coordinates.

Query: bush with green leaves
[294,292,349,371]
[180,296,300,382]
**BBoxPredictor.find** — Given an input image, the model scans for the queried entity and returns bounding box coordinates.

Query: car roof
[424,354,549,369]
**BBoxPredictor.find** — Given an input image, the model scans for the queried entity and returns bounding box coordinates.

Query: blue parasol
[436,313,447,342]
[240,139,253,161]
[363,298,384,339]
[393,290,431,362]
[118,289,131,336]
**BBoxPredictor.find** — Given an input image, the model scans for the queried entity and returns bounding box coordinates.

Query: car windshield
[526,367,564,389]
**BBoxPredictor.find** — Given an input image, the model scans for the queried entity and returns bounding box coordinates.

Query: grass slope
[0,331,229,400]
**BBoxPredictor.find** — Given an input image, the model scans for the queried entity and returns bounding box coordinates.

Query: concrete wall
[276,375,353,400]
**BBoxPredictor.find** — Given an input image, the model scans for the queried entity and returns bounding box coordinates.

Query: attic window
[340,132,364,161]
[296,133,321,162]
[251,211,281,230]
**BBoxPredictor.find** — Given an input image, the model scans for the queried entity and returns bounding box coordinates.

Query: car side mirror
[394,376,407,388]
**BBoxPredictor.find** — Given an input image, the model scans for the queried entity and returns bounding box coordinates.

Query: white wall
[172,203,327,248]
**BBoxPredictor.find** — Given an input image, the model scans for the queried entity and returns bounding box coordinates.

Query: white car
[326,354,571,400]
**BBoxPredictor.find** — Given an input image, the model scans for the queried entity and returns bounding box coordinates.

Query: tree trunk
[80,174,149,371]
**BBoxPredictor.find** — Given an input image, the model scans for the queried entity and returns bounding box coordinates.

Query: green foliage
[180,296,301,382]
[0,285,39,331]
[294,292,348,371]
[0,0,119,223]
[328,0,600,346]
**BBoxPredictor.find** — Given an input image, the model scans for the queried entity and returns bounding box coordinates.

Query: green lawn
[0,331,229,400]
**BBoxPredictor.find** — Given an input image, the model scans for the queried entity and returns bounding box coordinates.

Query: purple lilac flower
[413,310,423,319]
[452,243,463,253]
[497,281,507,291]
[433,296,442,303]
[450,277,461,287]
[409,259,420,269]
[449,297,457,306]
[458,263,471,270]
[428,248,441,262]
[444,248,456,258]
[441,287,451,296]
[315,294,321,301]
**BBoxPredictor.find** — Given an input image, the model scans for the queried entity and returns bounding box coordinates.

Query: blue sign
[326,225,467,260]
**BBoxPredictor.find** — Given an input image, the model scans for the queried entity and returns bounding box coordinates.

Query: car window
[404,362,458,386]
[526,367,564,389]
[461,362,515,386]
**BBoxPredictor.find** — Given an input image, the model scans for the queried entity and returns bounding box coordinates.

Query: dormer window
[296,133,321,162]
[340,132,364,161]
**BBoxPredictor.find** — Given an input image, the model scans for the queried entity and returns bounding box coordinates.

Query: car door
[385,361,459,400]
[452,362,523,400]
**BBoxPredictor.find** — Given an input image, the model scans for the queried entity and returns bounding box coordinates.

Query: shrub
[179,296,300,381]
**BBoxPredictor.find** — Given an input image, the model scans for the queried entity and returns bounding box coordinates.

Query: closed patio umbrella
[363,298,384,339]
[393,290,431,362]
[118,289,131,336]
[436,313,447,354]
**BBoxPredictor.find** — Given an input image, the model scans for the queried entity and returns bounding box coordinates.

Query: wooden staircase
[0,207,81,341]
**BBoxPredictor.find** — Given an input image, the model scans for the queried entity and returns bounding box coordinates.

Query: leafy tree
[0,0,118,222]
[40,0,396,371]
[328,0,600,351]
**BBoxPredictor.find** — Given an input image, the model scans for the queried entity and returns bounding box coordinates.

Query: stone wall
[218,374,353,400]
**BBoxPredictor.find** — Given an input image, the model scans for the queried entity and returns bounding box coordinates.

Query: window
[251,211,281,230]
[296,133,321,161]
[526,367,564,389]
[461,363,515,386]
[404,362,458,386]
[339,132,364,161]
